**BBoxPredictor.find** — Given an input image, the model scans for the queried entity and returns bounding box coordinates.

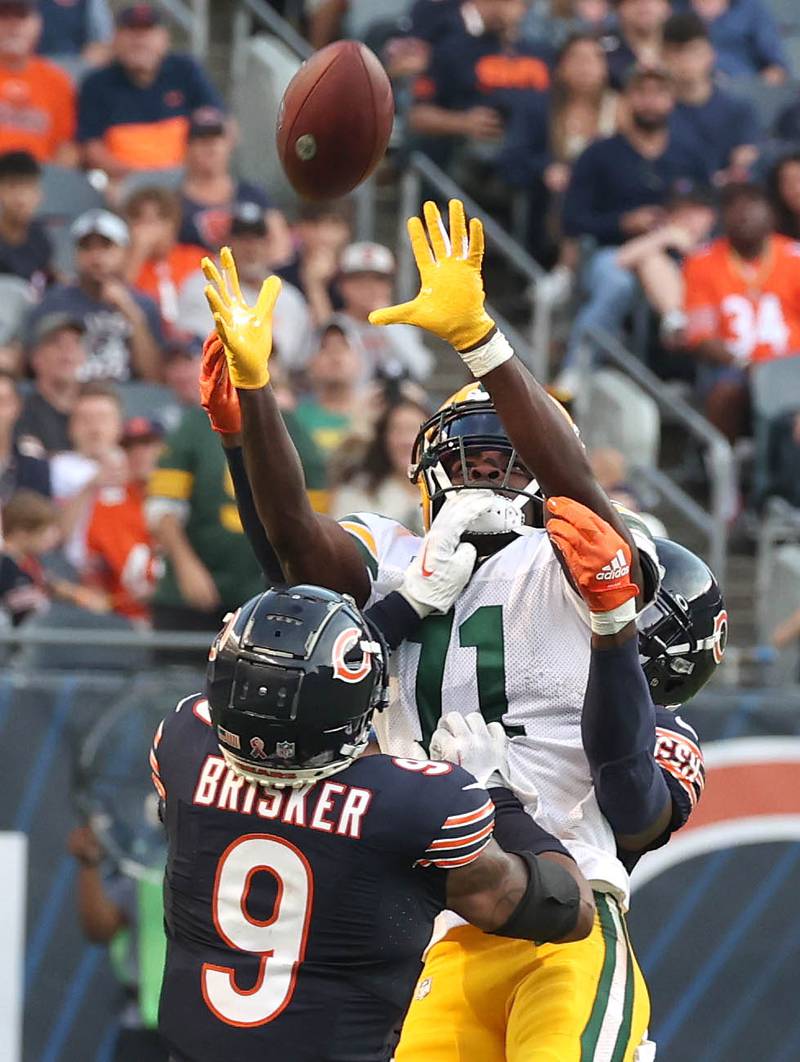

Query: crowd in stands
[0,0,797,645]
[364,0,800,526]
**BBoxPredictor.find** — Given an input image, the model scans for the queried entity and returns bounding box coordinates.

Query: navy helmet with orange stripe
[206,585,388,788]
[638,539,727,707]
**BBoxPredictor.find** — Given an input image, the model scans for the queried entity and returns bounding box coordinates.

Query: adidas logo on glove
[596,549,630,581]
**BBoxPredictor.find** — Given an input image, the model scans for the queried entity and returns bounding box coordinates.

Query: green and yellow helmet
[410,382,578,538]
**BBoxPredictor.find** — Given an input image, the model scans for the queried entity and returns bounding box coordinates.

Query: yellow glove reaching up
[369,199,492,350]
[202,246,282,389]
[369,200,514,378]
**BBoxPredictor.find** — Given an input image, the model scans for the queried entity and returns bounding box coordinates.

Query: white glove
[400,491,497,617]
[429,711,508,788]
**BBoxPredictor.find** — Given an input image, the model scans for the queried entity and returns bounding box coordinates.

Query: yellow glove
[369,199,495,353]
[202,246,282,390]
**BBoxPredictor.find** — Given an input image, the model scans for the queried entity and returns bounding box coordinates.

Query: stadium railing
[398,151,549,380]
[232,0,313,62]
[580,327,734,585]
[152,0,210,60]
[756,498,800,643]
[230,0,378,239]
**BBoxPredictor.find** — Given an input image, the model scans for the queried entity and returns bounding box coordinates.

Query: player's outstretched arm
[547,498,673,851]
[369,199,641,586]
[197,330,287,584]
[202,250,371,603]
[447,840,595,943]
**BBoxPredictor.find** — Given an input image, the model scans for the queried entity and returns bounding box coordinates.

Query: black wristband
[491,850,580,944]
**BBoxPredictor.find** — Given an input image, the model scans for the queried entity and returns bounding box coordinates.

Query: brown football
[276,40,394,201]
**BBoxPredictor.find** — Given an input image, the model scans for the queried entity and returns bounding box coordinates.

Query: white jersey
[341,511,659,909]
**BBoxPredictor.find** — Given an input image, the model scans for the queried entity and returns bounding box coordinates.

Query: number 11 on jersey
[409,605,524,749]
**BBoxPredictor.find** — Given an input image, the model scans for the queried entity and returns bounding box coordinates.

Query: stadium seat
[38,165,104,277]
[725,77,800,133]
[17,602,149,672]
[751,355,800,420]
[118,168,184,201]
[784,37,800,77]
[47,54,87,83]
[751,355,800,503]
[764,0,800,33]
[39,164,104,223]
[579,368,661,469]
[118,381,183,431]
[232,34,302,206]
[0,275,37,344]
[764,543,800,683]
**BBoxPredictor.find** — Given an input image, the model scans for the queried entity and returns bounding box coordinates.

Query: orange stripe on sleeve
[427,820,495,851]
[442,799,494,828]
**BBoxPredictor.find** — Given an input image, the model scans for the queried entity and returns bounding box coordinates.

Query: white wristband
[590,598,637,636]
[460,330,514,379]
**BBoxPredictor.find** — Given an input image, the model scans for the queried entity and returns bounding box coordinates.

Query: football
[276,40,395,201]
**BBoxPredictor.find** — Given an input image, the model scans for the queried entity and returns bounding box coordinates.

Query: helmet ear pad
[637,539,726,707]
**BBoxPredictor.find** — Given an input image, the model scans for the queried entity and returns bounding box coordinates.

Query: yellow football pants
[396,893,650,1062]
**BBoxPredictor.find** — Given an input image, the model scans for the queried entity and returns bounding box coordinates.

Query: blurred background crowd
[0,0,798,662]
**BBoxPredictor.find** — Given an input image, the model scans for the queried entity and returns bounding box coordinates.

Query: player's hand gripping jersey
[340,507,658,906]
[152,694,496,1062]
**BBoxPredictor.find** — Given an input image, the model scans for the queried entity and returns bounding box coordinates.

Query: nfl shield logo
[275,741,295,760]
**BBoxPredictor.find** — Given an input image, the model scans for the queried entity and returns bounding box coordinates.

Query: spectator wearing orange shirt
[83,414,163,622]
[683,183,800,441]
[77,3,223,184]
[0,0,77,165]
[124,185,205,327]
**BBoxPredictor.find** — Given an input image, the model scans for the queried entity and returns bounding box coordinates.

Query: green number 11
[408,605,524,750]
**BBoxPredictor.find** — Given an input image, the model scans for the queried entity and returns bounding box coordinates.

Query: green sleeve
[283,409,328,495]
[149,407,202,502]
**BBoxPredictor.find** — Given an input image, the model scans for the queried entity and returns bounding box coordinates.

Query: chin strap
[466,480,540,538]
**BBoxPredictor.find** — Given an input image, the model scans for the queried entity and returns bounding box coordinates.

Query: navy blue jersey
[618,706,705,873]
[152,694,494,1062]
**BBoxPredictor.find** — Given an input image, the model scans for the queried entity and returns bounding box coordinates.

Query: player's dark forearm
[447,839,591,942]
[223,443,285,585]
[238,388,371,602]
[490,849,591,943]
[583,627,671,848]
[487,790,595,942]
[480,356,642,586]
[488,786,570,857]
[239,387,316,556]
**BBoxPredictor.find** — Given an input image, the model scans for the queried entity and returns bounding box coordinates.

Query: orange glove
[546,497,640,635]
[199,331,241,436]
